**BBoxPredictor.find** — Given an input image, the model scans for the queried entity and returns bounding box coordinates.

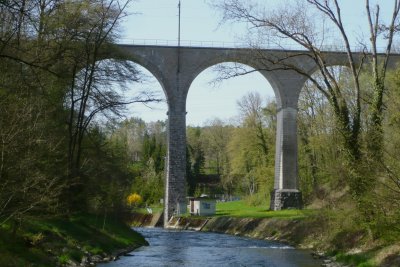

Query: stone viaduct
[115,44,399,226]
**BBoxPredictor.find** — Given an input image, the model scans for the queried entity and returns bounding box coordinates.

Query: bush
[127,193,142,207]
[58,254,70,265]
[244,192,268,207]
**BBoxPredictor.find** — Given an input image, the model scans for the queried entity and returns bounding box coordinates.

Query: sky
[118,0,397,126]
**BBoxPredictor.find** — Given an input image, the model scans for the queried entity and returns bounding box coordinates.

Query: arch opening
[122,62,168,123]
[111,61,167,208]
[186,62,277,126]
[65,59,168,125]
[185,62,277,207]
[76,59,167,207]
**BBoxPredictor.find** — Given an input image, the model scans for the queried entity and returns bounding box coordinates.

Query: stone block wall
[270,189,303,210]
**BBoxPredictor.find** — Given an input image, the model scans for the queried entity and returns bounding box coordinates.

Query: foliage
[186,127,206,195]
[186,92,275,203]
[58,254,70,265]
[0,213,147,266]
[0,0,164,236]
[334,253,375,267]
[127,193,143,207]
[213,0,400,211]
[131,162,164,205]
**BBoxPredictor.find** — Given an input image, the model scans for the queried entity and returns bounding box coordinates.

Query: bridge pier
[164,110,187,227]
[270,103,303,210]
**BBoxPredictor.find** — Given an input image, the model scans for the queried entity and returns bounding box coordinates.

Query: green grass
[134,205,164,214]
[132,201,312,220]
[216,200,314,219]
[334,252,376,267]
[0,214,148,266]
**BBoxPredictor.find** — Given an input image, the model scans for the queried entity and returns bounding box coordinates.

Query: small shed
[187,196,216,216]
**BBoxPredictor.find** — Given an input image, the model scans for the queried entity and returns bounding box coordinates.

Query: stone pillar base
[270,189,303,210]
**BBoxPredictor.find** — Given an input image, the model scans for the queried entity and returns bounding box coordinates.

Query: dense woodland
[1,0,400,259]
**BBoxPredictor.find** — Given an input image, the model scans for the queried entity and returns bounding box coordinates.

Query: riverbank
[0,214,148,266]
[130,210,400,267]
[187,215,400,267]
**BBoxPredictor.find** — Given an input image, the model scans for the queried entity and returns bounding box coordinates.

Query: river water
[99,227,323,267]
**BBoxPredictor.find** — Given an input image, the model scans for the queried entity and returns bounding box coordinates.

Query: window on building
[202,203,211,209]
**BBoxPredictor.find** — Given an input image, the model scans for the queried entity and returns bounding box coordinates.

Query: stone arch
[302,51,360,84]
[112,46,173,106]
[180,51,283,109]
[128,58,167,91]
[64,55,169,125]
[185,61,277,127]
[186,61,277,103]
[96,56,169,121]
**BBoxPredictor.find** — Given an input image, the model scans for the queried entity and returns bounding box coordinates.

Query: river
[99,227,324,267]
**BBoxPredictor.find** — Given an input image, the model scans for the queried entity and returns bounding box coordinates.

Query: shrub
[127,193,142,207]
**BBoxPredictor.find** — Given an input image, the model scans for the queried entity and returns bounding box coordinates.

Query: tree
[0,0,163,222]
[214,0,399,161]
[41,0,163,210]
[237,91,270,160]
[214,0,400,199]
[0,90,66,225]
[202,119,232,176]
[365,0,400,159]
[186,127,205,196]
[297,72,348,203]
[227,93,275,203]
[0,43,67,226]
[107,117,147,162]
[375,68,400,217]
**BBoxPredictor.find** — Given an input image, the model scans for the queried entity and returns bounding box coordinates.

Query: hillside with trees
[0,0,159,265]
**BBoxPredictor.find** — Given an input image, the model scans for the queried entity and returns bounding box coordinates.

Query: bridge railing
[118,38,397,53]
[118,38,245,48]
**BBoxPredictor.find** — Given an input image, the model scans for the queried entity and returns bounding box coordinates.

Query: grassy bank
[208,201,399,267]
[130,200,400,266]
[0,214,148,266]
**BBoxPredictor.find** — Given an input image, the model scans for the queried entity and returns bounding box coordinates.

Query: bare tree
[54,0,163,209]
[0,76,66,227]
[214,0,400,163]
[365,0,400,158]
[237,91,269,158]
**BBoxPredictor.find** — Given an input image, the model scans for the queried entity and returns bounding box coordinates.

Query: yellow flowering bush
[127,193,142,207]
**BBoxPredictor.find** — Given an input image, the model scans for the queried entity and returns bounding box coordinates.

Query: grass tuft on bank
[0,214,147,266]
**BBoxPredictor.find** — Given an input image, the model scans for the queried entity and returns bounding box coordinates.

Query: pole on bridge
[164,0,187,227]
[177,0,181,73]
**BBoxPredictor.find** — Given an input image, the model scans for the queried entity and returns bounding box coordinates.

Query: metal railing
[117,38,398,53]
[118,38,243,48]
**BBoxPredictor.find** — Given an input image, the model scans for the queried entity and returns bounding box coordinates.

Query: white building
[187,196,216,216]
